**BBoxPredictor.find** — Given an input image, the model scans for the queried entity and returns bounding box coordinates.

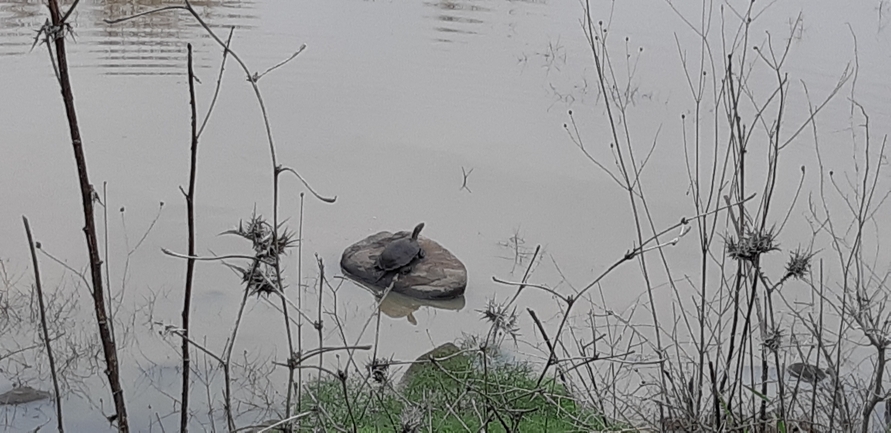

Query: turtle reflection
[367,287,465,325]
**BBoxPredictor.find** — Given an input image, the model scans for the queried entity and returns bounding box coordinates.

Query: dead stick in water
[23,216,64,433]
[179,43,200,433]
[44,0,129,429]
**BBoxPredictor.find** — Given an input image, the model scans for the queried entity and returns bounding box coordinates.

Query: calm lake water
[2,0,891,430]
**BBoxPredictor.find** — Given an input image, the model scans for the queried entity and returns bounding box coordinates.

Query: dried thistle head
[763,327,783,353]
[224,214,267,244]
[223,213,297,262]
[478,299,520,343]
[399,405,423,433]
[726,227,779,262]
[366,358,391,384]
[271,227,297,257]
[785,248,815,280]
[232,263,281,297]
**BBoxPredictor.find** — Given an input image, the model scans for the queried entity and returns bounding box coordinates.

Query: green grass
[293,345,625,432]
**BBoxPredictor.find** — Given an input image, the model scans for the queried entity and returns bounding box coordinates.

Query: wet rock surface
[341,230,467,300]
[0,386,50,405]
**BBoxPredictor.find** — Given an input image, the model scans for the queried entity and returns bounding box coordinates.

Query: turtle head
[411,222,425,240]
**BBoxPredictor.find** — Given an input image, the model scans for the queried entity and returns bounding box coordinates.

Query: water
[2,0,891,430]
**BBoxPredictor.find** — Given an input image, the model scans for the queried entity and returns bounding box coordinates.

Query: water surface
[2,0,890,430]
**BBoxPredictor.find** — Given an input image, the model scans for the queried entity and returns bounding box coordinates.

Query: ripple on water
[0,0,257,75]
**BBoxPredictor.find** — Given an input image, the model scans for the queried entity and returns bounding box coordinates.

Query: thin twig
[23,216,64,433]
[197,27,235,138]
[254,44,307,81]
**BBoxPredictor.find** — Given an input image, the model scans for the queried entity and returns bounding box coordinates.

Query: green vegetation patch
[294,344,621,432]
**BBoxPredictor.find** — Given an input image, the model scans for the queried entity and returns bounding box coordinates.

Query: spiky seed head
[366,358,391,384]
[478,299,520,343]
[763,328,783,352]
[726,227,780,262]
[235,263,280,297]
[400,406,423,433]
[785,249,815,280]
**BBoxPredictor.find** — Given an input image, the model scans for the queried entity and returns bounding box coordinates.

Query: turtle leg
[373,271,387,283]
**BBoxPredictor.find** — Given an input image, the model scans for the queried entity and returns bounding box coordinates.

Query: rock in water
[400,342,462,388]
[341,229,467,300]
[0,386,50,405]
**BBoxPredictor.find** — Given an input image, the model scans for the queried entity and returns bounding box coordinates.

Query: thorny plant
[11,1,891,433]
[224,213,298,297]
[488,2,891,433]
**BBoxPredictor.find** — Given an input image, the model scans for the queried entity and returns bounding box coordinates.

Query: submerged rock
[341,229,467,300]
[0,386,50,405]
[400,342,462,387]
[786,362,827,384]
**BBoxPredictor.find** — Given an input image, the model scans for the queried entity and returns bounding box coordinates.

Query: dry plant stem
[44,0,129,430]
[222,291,246,431]
[197,27,234,138]
[848,105,888,433]
[315,256,325,422]
[167,325,237,430]
[527,308,566,386]
[218,269,250,433]
[496,193,754,385]
[583,1,667,421]
[505,245,540,308]
[106,2,336,206]
[23,216,64,433]
[180,43,200,433]
[250,411,312,433]
[296,192,304,420]
[276,254,296,429]
[101,184,114,340]
[720,47,753,423]
[671,13,728,373]
[108,7,334,423]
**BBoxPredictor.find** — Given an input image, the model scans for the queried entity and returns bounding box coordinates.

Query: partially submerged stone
[341,229,467,300]
[400,342,462,387]
[786,362,826,384]
[0,386,50,405]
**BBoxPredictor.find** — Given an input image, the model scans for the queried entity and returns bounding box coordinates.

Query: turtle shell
[374,222,426,273]
[375,237,421,271]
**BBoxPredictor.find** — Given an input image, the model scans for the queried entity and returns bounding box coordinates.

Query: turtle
[374,222,426,279]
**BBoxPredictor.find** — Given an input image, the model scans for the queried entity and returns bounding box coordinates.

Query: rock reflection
[380,290,465,325]
[351,280,465,325]
[0,0,257,75]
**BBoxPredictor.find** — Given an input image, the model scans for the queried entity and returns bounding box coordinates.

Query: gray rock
[341,230,467,300]
[786,362,827,384]
[0,386,50,405]
[400,342,462,387]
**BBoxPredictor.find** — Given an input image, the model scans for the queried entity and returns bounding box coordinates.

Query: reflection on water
[425,0,489,42]
[378,290,465,325]
[423,0,546,43]
[0,0,256,75]
[349,279,466,325]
